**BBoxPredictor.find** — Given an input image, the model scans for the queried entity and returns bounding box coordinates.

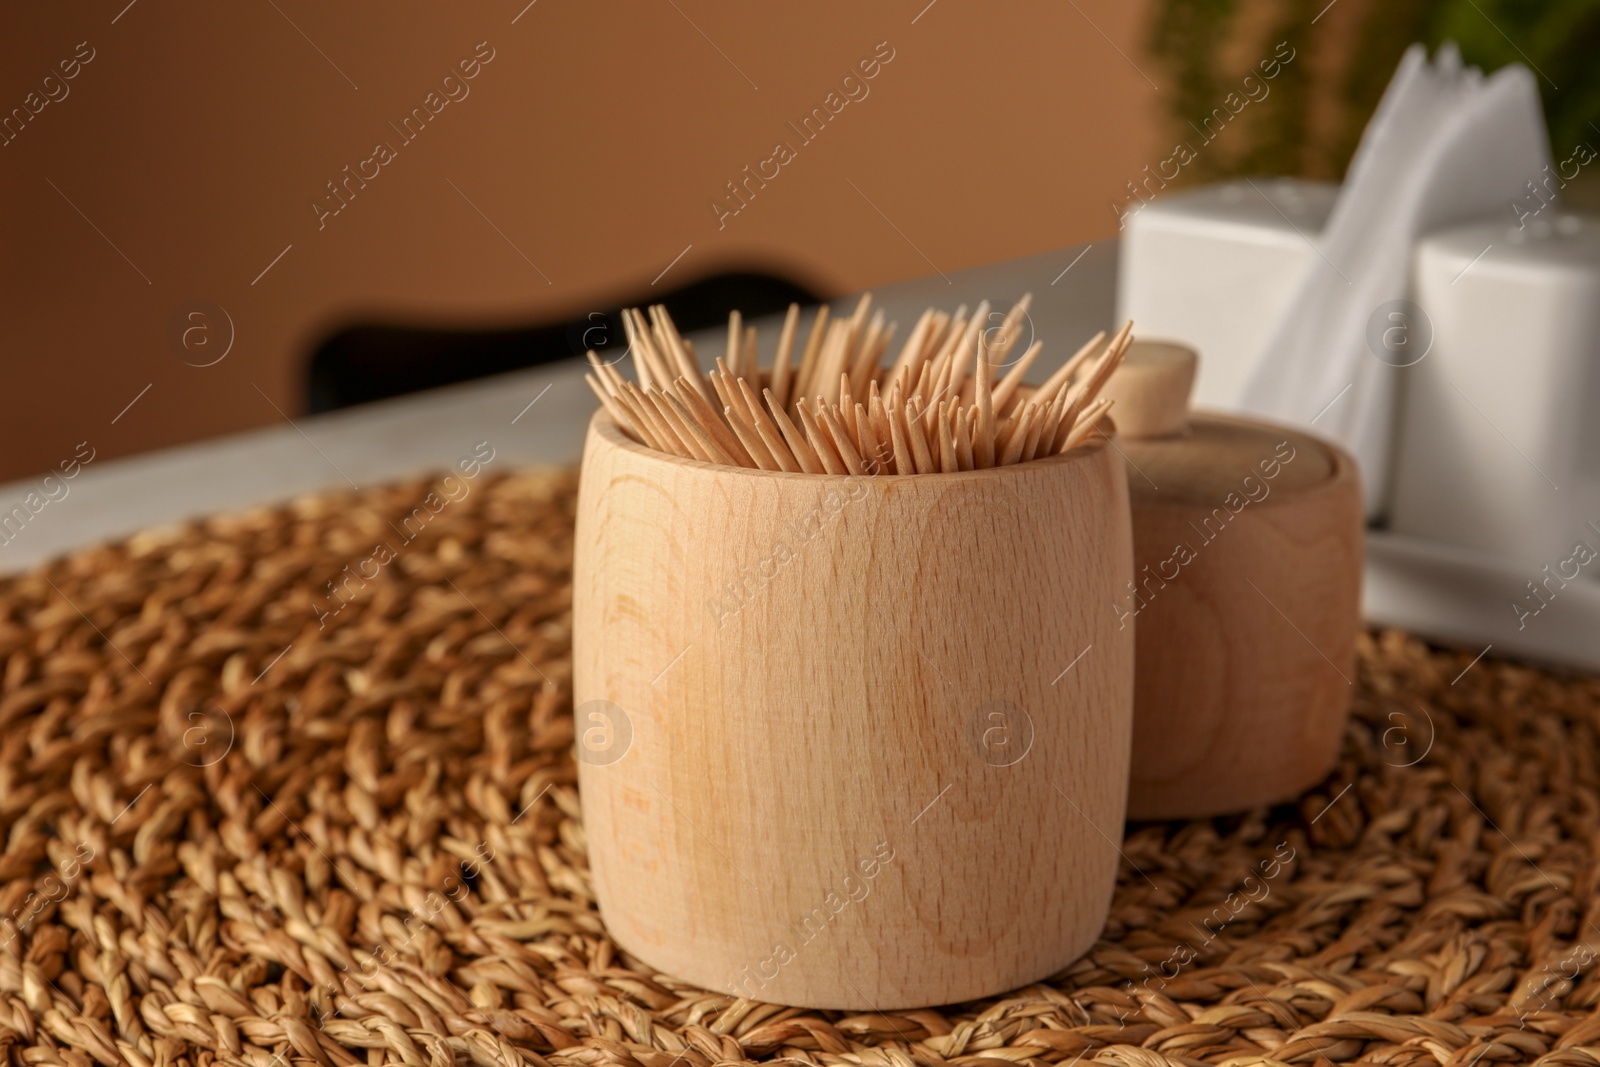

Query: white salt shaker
[1116,179,1337,412]
[1389,213,1600,575]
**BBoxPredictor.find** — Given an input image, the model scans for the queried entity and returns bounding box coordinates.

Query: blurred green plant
[1427,0,1600,160]
[1149,0,1600,181]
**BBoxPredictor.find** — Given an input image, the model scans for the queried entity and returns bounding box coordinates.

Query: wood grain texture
[573,411,1135,1009]
[1118,413,1363,820]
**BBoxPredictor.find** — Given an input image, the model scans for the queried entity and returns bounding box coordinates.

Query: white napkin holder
[1116,181,1600,669]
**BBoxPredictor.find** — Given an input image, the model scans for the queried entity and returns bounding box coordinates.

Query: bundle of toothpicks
[583,293,1133,475]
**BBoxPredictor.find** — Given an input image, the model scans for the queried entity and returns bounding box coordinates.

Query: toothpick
[1020,400,1048,462]
[916,362,942,435]
[936,400,957,474]
[987,293,1032,368]
[994,412,1021,465]
[726,310,743,384]
[766,388,822,474]
[650,306,709,403]
[1051,377,1092,453]
[1059,324,1133,443]
[751,414,798,472]
[632,310,680,394]
[664,391,737,466]
[878,395,910,475]
[903,401,935,474]
[725,392,780,471]
[738,378,798,472]
[1035,329,1106,406]
[849,310,886,397]
[591,354,632,401]
[838,374,860,453]
[921,309,954,368]
[999,403,1037,466]
[730,368,768,427]
[792,304,831,403]
[820,404,867,475]
[646,389,708,462]
[957,373,978,409]
[869,321,896,373]
[853,402,882,475]
[944,299,990,397]
[955,405,975,471]
[770,303,800,409]
[621,310,653,392]
[927,305,969,381]
[885,308,934,394]
[725,404,781,471]
[585,372,644,445]
[1060,397,1114,453]
[675,377,754,467]
[1084,322,1134,400]
[844,292,873,356]
[975,336,995,469]
[649,389,706,462]
[991,340,1045,416]
[798,402,847,475]
[624,382,681,457]
[925,355,956,433]
[1038,386,1069,456]
[816,322,851,406]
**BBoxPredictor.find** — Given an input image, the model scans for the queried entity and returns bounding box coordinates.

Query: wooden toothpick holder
[573,411,1134,1009]
[1103,341,1364,820]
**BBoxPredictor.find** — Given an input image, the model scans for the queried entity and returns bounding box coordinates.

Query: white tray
[1367,530,1600,673]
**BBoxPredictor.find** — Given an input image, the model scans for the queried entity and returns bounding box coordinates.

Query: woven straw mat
[2,468,1598,1067]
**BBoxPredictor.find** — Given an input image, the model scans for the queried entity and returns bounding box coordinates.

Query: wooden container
[573,411,1134,1009]
[1103,342,1363,820]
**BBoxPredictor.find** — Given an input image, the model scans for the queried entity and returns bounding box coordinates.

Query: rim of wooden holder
[1122,410,1355,510]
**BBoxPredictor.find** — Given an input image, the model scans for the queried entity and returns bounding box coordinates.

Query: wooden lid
[1102,341,1197,438]
[1120,413,1338,506]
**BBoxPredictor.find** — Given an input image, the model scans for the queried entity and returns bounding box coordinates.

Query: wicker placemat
[3,469,1599,1067]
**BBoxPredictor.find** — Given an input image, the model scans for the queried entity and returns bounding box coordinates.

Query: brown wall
[2,0,1163,482]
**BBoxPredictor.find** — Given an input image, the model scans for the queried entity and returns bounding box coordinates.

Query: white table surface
[4,239,1595,672]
